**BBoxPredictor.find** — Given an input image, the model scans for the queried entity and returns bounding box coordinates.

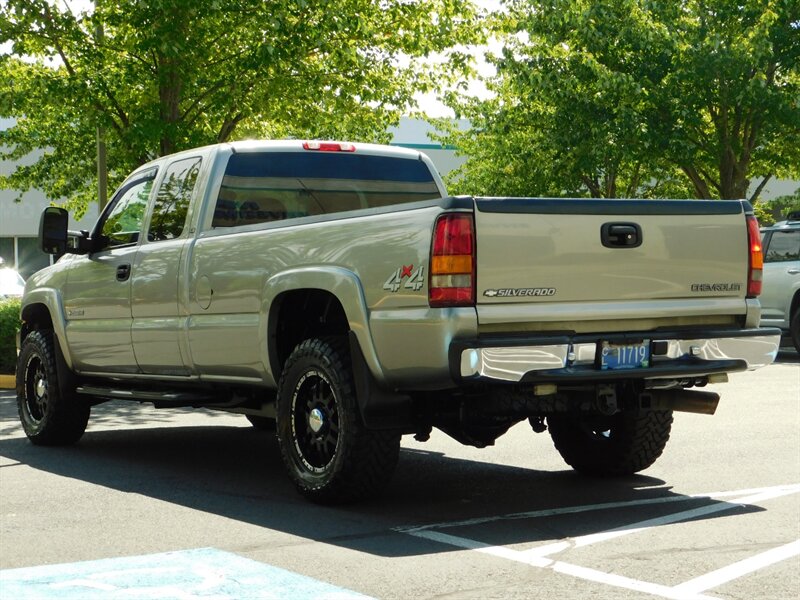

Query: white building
[388,117,468,177]
[0,119,100,278]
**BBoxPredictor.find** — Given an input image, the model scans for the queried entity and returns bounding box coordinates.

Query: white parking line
[399,484,800,533]
[404,531,718,600]
[408,530,554,568]
[397,483,800,600]
[551,561,718,600]
[671,540,800,596]
[529,484,800,557]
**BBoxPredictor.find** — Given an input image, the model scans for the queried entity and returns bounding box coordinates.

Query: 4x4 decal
[384,264,425,292]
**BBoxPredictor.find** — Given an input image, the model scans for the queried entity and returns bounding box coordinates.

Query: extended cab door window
[147,157,202,242]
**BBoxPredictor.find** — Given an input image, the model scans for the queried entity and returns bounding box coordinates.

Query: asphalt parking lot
[1,348,798,599]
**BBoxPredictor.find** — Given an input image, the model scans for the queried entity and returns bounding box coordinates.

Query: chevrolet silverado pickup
[16,140,781,503]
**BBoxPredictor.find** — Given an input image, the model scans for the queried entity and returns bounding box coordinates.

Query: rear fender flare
[260,267,384,386]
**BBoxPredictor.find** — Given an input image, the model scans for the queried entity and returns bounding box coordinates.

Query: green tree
[441,0,800,200]
[758,186,800,225]
[0,0,482,215]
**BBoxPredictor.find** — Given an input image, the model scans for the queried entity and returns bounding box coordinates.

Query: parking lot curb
[0,374,15,389]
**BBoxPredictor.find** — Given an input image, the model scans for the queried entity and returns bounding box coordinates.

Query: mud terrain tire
[276,337,400,503]
[16,330,89,445]
[548,410,673,476]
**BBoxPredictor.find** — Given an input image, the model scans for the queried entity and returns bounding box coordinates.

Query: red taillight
[302,141,356,152]
[746,215,763,297]
[429,213,475,307]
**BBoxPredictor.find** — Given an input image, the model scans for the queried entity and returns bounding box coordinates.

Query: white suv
[760,214,800,352]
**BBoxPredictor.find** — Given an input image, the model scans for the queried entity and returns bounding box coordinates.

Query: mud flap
[348,331,415,431]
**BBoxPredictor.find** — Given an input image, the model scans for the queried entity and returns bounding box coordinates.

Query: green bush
[0,298,21,374]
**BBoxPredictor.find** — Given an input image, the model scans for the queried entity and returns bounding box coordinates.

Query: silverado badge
[484,288,556,297]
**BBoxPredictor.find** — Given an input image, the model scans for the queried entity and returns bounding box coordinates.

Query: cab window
[148,157,202,242]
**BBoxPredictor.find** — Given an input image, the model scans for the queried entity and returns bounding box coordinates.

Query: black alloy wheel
[291,368,340,473]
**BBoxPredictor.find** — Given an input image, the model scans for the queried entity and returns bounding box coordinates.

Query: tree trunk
[217,114,245,143]
[158,54,182,157]
[581,175,603,198]
[681,166,712,199]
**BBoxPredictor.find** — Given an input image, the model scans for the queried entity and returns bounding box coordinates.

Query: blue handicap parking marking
[0,547,373,599]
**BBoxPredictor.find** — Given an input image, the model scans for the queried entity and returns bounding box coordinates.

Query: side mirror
[67,230,92,254]
[39,207,69,255]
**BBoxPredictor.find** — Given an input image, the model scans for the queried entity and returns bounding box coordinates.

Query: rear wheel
[16,330,90,445]
[276,337,400,503]
[548,409,673,476]
[790,308,800,353]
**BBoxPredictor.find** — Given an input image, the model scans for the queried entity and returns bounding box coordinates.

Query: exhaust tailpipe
[639,389,721,415]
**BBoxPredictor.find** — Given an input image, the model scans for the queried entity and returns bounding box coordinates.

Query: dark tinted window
[212,151,441,228]
[148,157,201,241]
[765,229,800,263]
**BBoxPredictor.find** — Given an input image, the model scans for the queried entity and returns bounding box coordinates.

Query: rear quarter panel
[186,204,476,387]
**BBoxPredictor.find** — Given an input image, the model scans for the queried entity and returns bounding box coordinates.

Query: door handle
[116,264,131,282]
[788,268,800,275]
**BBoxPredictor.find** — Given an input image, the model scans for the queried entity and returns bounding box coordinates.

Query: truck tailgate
[474,198,749,317]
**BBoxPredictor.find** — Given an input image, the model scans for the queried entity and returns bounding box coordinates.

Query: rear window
[212,151,441,228]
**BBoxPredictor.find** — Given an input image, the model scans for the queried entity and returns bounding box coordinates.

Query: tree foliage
[441,0,800,200]
[0,0,482,215]
[758,186,800,225]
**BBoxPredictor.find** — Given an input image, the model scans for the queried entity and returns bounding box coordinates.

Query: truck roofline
[131,140,433,173]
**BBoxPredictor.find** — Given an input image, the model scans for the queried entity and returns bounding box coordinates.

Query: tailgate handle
[601,223,642,248]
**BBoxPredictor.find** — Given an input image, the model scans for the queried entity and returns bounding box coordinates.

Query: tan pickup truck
[16,140,781,503]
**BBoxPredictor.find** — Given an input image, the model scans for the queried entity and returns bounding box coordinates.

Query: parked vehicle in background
[0,259,25,299]
[14,140,781,504]
[759,213,800,352]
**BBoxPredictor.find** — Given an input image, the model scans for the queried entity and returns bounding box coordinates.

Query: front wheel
[16,330,90,445]
[276,338,400,503]
[548,410,673,476]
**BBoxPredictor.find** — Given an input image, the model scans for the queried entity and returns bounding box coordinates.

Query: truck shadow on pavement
[0,392,766,559]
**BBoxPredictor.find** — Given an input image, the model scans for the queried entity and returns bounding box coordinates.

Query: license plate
[599,340,650,370]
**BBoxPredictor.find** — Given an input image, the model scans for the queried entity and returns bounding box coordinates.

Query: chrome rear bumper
[456,328,781,383]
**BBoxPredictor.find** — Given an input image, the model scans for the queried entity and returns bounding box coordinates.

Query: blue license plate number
[600,341,650,370]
